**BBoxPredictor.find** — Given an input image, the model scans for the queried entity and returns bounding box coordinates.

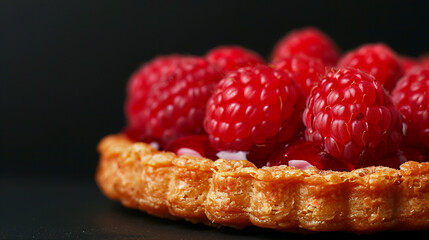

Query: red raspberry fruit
[204,65,303,154]
[421,55,429,69]
[206,45,265,73]
[125,55,194,129]
[271,27,340,66]
[266,139,352,171]
[337,43,403,91]
[125,57,223,146]
[274,55,326,97]
[303,67,403,168]
[392,67,429,148]
[400,56,421,74]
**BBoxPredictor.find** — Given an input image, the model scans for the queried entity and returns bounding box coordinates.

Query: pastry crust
[96,134,429,233]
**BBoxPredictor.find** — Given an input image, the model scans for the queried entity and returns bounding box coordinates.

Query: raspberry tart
[96,28,429,233]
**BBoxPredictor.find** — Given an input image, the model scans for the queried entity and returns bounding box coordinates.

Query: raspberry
[392,67,429,148]
[421,55,429,69]
[303,68,403,168]
[271,27,340,66]
[125,57,223,146]
[337,43,403,91]
[125,55,195,129]
[204,65,303,154]
[274,55,326,97]
[400,56,421,74]
[206,45,265,73]
[266,139,352,171]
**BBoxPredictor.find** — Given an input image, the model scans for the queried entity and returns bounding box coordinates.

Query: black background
[1,1,429,238]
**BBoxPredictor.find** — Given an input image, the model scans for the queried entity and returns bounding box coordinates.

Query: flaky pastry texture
[96,134,429,233]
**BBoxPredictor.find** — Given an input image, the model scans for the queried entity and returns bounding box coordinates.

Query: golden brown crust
[96,134,429,233]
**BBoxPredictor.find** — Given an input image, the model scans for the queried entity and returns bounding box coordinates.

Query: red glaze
[400,145,429,163]
[165,135,218,160]
[266,139,352,171]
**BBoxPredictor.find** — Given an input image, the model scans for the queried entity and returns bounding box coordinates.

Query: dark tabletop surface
[1,175,427,240]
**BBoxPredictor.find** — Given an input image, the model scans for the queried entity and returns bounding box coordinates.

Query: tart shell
[96,134,429,233]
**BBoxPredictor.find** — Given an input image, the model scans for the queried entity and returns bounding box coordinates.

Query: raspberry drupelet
[266,139,352,171]
[303,67,404,168]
